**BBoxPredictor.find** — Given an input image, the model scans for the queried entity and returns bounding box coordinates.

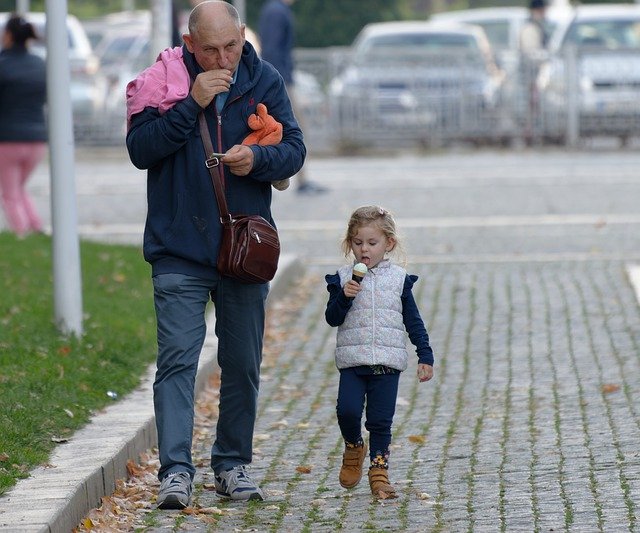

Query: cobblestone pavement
[123,259,640,533]
[57,147,640,531]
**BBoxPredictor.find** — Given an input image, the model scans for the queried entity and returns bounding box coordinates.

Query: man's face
[184,21,245,72]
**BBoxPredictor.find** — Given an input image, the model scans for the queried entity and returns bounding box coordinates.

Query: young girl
[325,205,434,499]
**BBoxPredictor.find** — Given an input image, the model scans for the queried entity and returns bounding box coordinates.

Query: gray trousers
[152,273,268,480]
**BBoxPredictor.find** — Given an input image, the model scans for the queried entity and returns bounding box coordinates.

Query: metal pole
[150,0,172,64]
[46,0,83,336]
[565,44,579,147]
[16,0,30,14]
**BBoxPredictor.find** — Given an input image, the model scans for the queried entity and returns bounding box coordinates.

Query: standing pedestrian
[0,15,46,237]
[324,205,435,498]
[126,0,305,508]
[258,0,326,194]
[519,0,549,143]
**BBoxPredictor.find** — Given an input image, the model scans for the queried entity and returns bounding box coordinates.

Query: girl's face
[350,223,395,269]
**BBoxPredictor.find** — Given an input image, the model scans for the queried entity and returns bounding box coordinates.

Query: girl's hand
[417,364,433,382]
[343,279,362,299]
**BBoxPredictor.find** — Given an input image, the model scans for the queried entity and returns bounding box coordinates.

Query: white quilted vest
[335,260,408,371]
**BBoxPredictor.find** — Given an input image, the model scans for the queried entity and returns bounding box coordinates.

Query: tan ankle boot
[339,443,367,488]
[368,467,397,499]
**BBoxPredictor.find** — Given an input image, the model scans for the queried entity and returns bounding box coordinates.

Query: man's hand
[191,69,233,108]
[221,145,254,176]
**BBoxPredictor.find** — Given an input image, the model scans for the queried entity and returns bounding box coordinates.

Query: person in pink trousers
[0,14,47,236]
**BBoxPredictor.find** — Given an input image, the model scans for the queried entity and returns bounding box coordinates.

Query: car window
[564,19,640,49]
[360,32,479,52]
[356,32,481,64]
[472,21,511,49]
[100,35,138,67]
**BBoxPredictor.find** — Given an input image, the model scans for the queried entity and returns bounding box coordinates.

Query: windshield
[359,32,480,53]
[563,18,640,49]
[100,35,138,67]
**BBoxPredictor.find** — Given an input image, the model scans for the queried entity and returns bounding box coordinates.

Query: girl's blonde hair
[341,205,405,264]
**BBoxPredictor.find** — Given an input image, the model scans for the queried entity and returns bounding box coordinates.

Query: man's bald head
[188,1,241,37]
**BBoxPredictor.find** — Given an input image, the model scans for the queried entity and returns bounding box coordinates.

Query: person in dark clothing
[126,1,305,508]
[0,15,46,236]
[259,0,326,194]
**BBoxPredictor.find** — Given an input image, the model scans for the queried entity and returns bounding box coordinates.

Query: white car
[329,21,505,148]
[431,5,573,133]
[537,4,640,142]
[0,11,106,137]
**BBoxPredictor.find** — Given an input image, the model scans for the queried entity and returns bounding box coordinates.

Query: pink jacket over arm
[126,46,191,129]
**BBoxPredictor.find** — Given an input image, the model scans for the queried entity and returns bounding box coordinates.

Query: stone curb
[0,254,302,533]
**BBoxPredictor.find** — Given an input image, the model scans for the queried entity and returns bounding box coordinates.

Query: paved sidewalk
[0,256,302,533]
[111,259,640,532]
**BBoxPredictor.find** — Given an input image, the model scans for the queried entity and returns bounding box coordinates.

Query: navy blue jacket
[126,42,305,279]
[0,46,47,142]
[258,0,295,85]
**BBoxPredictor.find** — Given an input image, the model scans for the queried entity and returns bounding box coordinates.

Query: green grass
[0,232,156,495]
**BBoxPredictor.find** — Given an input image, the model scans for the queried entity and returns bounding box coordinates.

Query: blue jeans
[336,367,400,461]
[152,273,268,480]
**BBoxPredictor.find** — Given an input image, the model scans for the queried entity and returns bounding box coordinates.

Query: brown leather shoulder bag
[199,112,280,283]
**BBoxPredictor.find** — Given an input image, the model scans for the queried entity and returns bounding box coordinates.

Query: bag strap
[198,112,231,223]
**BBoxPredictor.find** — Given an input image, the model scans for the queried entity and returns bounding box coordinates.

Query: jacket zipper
[214,111,225,186]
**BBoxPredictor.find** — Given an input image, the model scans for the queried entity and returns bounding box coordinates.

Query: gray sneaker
[156,471,193,509]
[214,465,265,501]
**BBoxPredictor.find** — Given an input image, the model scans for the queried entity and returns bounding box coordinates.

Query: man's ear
[183,34,194,53]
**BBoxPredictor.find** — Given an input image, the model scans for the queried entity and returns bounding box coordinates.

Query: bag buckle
[205,156,220,168]
[220,214,233,224]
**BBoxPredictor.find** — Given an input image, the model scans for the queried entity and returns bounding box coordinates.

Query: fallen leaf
[602,383,620,394]
[0,453,9,462]
[296,465,312,474]
[271,419,288,429]
[408,435,426,444]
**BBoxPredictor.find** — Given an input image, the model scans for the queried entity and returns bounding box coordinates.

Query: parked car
[430,5,573,68]
[328,21,506,149]
[537,4,640,142]
[430,5,573,134]
[0,11,106,137]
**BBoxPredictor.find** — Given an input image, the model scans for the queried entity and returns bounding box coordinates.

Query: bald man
[126,1,305,508]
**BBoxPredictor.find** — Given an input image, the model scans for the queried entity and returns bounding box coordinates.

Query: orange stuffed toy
[242,103,289,191]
